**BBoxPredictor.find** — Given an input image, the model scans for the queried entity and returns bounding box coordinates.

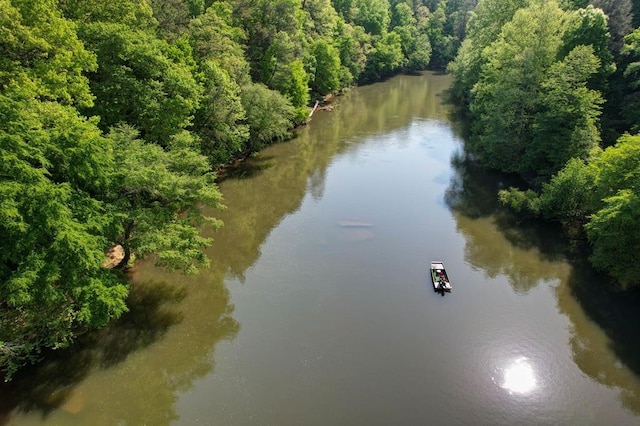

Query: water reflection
[447,142,640,412]
[445,152,570,293]
[558,258,640,413]
[501,357,537,395]
[0,271,238,425]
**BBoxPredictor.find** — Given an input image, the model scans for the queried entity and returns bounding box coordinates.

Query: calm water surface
[3,72,640,425]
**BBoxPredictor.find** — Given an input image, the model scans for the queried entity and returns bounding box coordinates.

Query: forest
[1,0,639,380]
[447,0,640,289]
[0,0,476,380]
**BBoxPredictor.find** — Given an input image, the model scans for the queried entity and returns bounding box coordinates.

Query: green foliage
[285,59,311,107]
[351,0,391,35]
[498,188,541,215]
[362,31,405,82]
[561,5,614,92]
[622,28,640,133]
[0,0,97,107]
[193,61,249,164]
[106,126,224,274]
[334,20,370,85]
[311,39,342,94]
[0,90,128,379]
[583,135,640,287]
[586,190,640,288]
[532,45,603,176]
[537,157,598,221]
[187,3,250,83]
[58,0,155,28]
[78,22,202,144]
[447,0,530,103]
[240,83,296,148]
[469,1,603,180]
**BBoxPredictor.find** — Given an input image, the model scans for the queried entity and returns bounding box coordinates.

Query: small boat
[430,261,451,292]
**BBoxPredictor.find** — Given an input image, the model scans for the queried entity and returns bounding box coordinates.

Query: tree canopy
[451,0,640,288]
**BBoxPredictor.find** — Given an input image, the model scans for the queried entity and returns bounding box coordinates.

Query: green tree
[240,83,297,149]
[311,39,342,94]
[469,1,603,180]
[0,0,97,108]
[561,5,614,92]
[586,189,640,287]
[426,0,455,68]
[59,0,155,28]
[334,20,370,85]
[362,31,404,81]
[351,0,391,35]
[447,0,530,104]
[78,22,202,144]
[531,45,603,177]
[106,126,224,273]
[0,93,128,379]
[622,28,640,133]
[193,61,249,164]
[187,2,250,83]
[590,0,633,53]
[470,1,567,174]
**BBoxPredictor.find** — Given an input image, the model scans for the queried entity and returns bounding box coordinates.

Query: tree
[586,189,640,287]
[193,61,249,164]
[351,0,391,35]
[469,1,567,175]
[622,28,640,133]
[362,31,404,81]
[78,22,202,145]
[0,55,128,381]
[334,20,370,85]
[59,0,155,29]
[187,2,250,83]
[106,126,224,273]
[561,5,614,92]
[240,83,297,150]
[311,39,342,94]
[590,0,633,53]
[447,0,530,104]
[531,45,603,177]
[426,0,455,68]
[469,1,603,180]
[0,0,97,108]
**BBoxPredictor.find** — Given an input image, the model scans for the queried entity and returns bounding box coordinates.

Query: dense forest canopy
[448,0,640,288]
[1,0,640,379]
[0,0,476,380]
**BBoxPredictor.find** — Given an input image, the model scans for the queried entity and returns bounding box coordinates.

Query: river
[2,72,640,425]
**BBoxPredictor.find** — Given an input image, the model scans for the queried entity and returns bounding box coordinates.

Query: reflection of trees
[0,71,457,424]
[213,71,455,281]
[558,260,640,414]
[445,153,570,293]
[0,270,238,425]
[448,148,640,413]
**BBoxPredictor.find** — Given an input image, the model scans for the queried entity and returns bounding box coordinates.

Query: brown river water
[2,72,640,425]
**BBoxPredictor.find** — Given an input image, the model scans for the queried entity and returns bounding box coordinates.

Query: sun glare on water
[502,357,537,394]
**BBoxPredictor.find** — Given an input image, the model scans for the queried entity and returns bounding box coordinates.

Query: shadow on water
[561,257,640,413]
[445,151,570,293]
[0,275,239,424]
[216,154,276,182]
[446,142,640,411]
[0,280,185,417]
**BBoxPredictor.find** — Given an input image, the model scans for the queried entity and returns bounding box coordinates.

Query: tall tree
[469,1,603,180]
[447,0,530,104]
[106,126,224,273]
[78,22,202,144]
